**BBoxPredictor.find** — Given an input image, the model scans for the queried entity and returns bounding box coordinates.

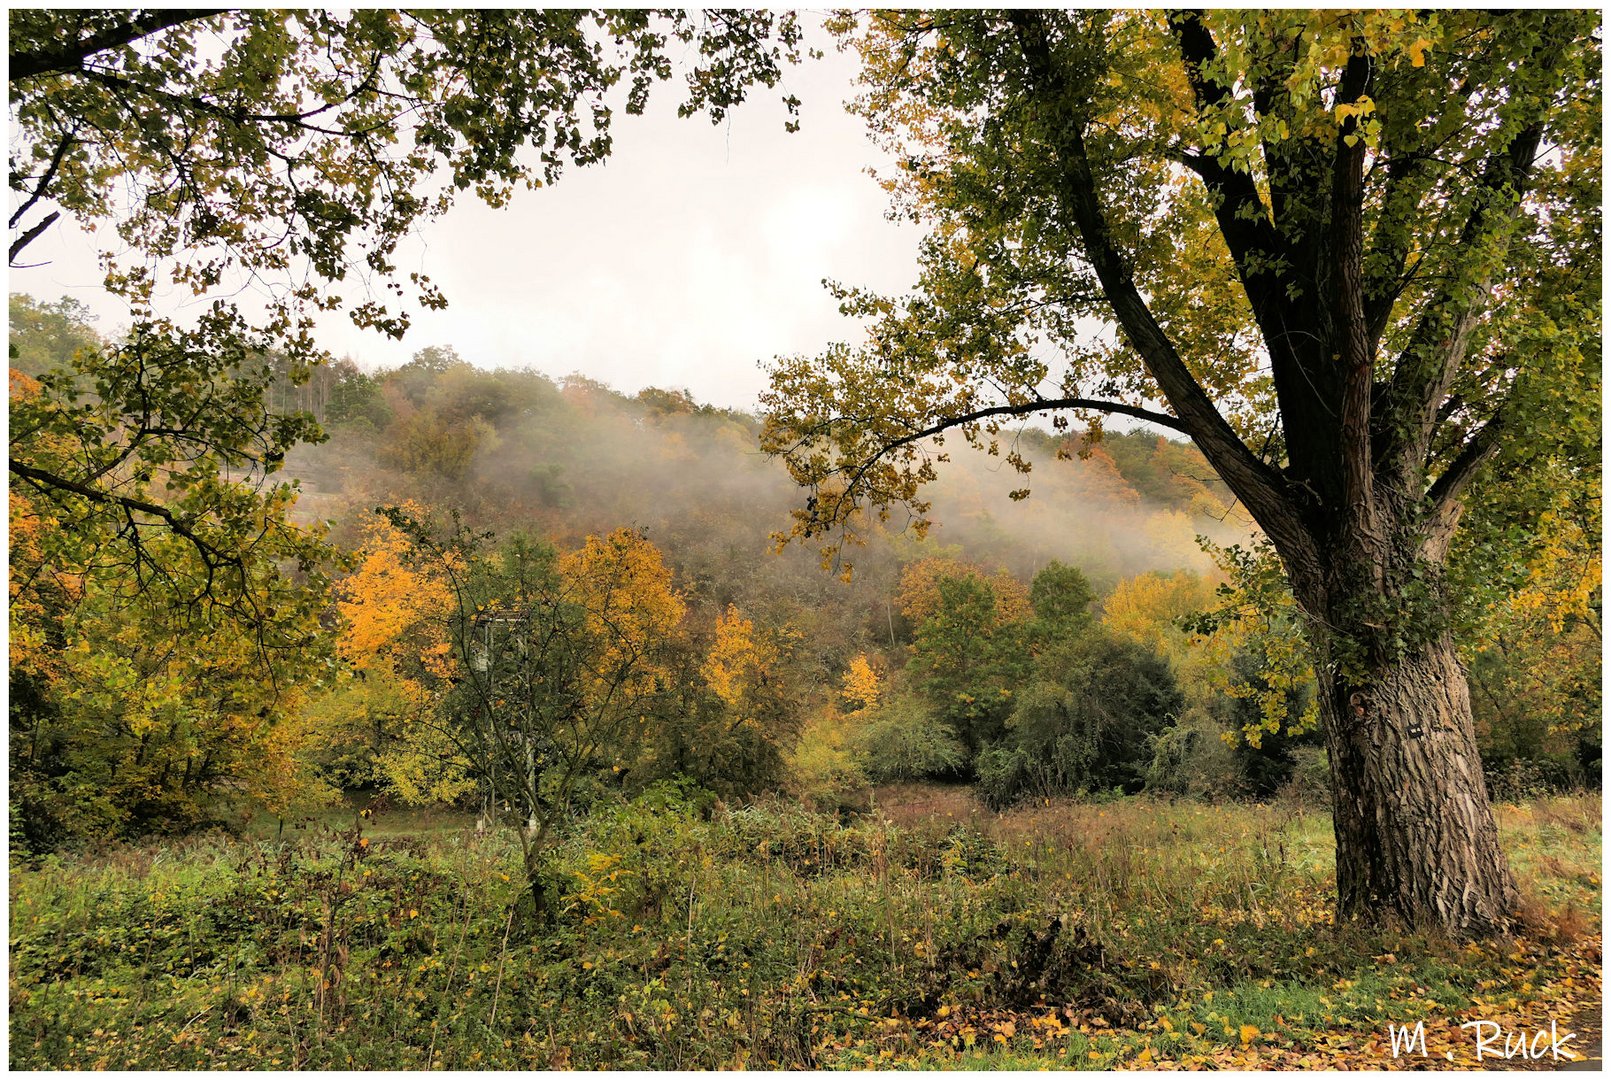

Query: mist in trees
[4,295,1268,847]
[14,288,1598,870]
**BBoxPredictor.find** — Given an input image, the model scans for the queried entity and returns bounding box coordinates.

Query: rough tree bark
[1287,526,1520,933]
[1315,630,1517,932]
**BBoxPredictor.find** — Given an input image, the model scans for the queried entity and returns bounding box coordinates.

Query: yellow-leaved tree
[702,605,769,713]
[559,528,686,715]
[785,652,884,810]
[11,365,334,848]
[638,603,799,797]
[839,653,882,715]
[321,504,475,807]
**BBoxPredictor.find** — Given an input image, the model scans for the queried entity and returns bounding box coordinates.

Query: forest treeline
[9,293,1601,856]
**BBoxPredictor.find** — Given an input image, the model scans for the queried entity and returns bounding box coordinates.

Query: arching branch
[875,396,1189,453]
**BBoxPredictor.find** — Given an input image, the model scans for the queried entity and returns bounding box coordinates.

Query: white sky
[10,24,923,413]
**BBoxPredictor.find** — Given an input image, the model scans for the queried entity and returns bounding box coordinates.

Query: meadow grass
[9,787,1599,1069]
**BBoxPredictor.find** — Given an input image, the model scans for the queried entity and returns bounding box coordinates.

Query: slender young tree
[379,512,686,925]
[763,9,1600,935]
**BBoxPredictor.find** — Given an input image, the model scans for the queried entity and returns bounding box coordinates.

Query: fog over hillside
[285,358,1253,667]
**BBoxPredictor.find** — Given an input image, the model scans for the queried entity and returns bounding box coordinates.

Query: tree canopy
[9,8,808,640]
[763,9,1598,593]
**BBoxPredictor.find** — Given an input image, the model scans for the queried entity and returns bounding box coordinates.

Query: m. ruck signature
[1388,1019,1579,1063]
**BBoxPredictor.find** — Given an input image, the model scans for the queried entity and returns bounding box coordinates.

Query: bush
[981,631,1181,807]
[1483,757,1583,803]
[1143,706,1241,799]
[786,711,867,811]
[854,693,967,783]
[974,745,1032,810]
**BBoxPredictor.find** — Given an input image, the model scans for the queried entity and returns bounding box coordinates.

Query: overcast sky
[13,23,923,413]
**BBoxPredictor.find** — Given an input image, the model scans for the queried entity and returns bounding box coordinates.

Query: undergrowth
[9,788,1600,1069]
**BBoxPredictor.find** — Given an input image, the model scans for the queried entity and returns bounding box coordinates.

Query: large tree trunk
[1312,625,1518,936]
[1003,5,1560,939]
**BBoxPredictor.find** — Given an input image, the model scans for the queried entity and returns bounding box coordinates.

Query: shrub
[1144,706,1241,799]
[1484,757,1583,803]
[854,693,967,783]
[786,710,867,811]
[982,631,1181,807]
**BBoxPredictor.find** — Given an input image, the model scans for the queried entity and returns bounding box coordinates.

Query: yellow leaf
[1240,1024,1260,1045]
[1409,38,1431,67]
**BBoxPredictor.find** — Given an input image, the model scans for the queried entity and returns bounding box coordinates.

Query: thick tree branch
[1171,13,1288,286]
[1421,410,1506,559]
[1009,9,1316,566]
[1330,45,1380,548]
[876,396,1189,456]
[1172,11,1339,492]
[1248,28,1310,242]
[9,457,235,574]
[9,10,225,81]
[1361,144,1425,351]
[1378,117,1546,486]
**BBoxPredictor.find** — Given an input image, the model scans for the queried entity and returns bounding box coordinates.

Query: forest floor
[9,787,1600,1070]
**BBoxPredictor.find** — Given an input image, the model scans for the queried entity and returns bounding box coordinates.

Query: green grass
[238,798,476,841]
[9,788,1600,1069]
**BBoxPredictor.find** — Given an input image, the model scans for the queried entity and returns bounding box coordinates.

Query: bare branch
[9,211,60,264]
[1421,409,1506,558]
[9,129,77,230]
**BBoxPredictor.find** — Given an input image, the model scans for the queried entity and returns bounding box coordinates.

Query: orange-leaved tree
[327,504,473,806]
